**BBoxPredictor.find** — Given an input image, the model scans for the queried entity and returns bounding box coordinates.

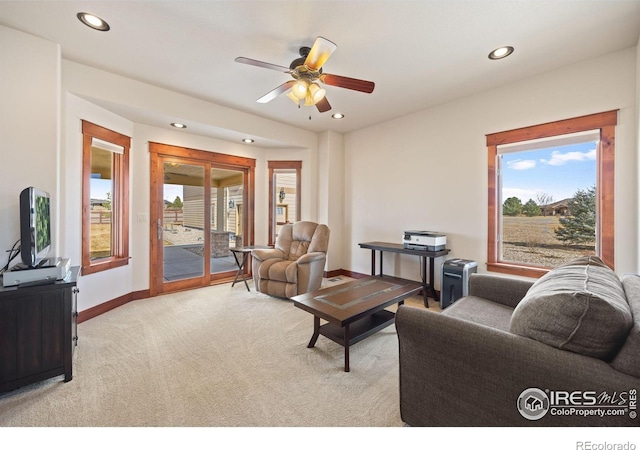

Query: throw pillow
[510,255,633,360]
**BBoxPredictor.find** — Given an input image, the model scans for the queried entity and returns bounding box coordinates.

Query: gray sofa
[396,256,640,426]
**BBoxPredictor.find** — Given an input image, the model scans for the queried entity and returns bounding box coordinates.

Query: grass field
[502,216,595,267]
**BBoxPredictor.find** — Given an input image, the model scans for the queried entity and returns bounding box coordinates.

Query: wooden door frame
[149,142,256,296]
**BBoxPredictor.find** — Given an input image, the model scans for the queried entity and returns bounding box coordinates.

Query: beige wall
[344,47,638,287]
[0,26,60,265]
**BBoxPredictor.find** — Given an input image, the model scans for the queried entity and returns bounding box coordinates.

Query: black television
[20,187,52,267]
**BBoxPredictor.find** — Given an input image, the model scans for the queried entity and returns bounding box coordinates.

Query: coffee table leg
[307,316,320,348]
[344,324,350,372]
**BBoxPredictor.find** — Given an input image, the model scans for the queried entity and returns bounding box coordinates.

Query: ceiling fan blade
[304,36,337,70]
[315,96,331,113]
[235,57,292,73]
[257,80,296,103]
[321,73,375,94]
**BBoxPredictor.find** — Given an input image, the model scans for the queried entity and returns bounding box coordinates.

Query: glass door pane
[211,168,244,275]
[162,162,205,282]
[89,147,113,260]
[273,170,297,240]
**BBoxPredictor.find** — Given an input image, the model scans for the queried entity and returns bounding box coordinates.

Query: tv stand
[0,266,79,393]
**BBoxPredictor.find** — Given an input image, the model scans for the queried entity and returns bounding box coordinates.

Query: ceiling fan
[235,36,375,113]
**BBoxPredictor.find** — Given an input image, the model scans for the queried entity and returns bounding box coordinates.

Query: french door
[149,143,255,296]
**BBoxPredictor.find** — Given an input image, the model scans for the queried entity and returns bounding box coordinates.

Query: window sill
[82,257,129,275]
[486,262,549,279]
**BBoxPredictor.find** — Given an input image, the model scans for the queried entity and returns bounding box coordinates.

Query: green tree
[171,196,183,209]
[522,199,541,217]
[502,197,523,216]
[554,186,596,245]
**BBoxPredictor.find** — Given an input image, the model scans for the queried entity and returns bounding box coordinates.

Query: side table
[230,245,272,291]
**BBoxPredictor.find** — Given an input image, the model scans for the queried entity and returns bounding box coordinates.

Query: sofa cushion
[443,296,514,332]
[510,256,632,360]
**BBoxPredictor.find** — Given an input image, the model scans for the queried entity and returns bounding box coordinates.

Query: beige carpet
[0,277,431,427]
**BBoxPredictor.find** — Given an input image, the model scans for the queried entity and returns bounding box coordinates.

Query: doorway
[149,143,255,296]
[268,160,301,245]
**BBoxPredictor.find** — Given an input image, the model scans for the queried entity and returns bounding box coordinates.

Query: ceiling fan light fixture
[286,90,300,105]
[308,83,326,103]
[292,79,309,100]
[488,46,514,60]
[304,92,314,107]
[77,12,110,31]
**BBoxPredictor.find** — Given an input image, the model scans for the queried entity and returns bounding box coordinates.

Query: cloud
[502,188,540,203]
[506,159,536,170]
[540,148,596,166]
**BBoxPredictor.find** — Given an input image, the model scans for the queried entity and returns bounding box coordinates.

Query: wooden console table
[358,242,450,307]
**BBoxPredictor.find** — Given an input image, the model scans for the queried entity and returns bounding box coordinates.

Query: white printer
[402,231,447,251]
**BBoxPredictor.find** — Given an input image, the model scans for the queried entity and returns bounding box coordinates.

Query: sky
[163,185,183,203]
[501,141,597,205]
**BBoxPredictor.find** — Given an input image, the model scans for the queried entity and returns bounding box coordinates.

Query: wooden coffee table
[291,276,422,372]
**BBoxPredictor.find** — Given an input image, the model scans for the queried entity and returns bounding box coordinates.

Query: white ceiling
[2,0,640,141]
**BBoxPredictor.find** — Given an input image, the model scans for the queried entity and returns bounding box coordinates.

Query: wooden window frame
[268,160,302,246]
[81,121,130,275]
[486,110,617,278]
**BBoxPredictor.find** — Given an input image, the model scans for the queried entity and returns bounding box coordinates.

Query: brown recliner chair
[251,221,330,298]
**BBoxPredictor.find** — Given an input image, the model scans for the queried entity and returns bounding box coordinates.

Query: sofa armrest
[396,305,638,427]
[468,273,533,308]
[251,248,284,261]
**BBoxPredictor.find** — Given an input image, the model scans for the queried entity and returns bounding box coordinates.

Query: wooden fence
[91,211,112,224]
[163,209,184,224]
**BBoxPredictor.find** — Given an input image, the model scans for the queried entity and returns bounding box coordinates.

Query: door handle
[157,219,163,241]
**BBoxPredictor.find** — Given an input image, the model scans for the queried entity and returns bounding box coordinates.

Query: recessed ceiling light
[242,138,254,143]
[488,46,514,60]
[331,113,345,119]
[170,122,187,129]
[77,12,110,31]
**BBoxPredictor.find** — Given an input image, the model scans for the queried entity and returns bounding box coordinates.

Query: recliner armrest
[251,248,284,261]
[296,252,326,265]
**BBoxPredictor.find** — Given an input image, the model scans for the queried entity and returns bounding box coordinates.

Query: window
[81,121,130,275]
[268,161,301,245]
[486,111,617,278]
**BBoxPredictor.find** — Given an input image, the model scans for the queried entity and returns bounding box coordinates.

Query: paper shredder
[440,259,478,309]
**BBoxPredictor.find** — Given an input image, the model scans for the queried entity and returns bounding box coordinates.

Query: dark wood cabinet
[0,267,79,393]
